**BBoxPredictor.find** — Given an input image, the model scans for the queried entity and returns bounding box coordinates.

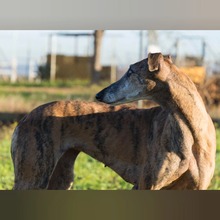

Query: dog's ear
[163,54,173,63]
[148,53,164,72]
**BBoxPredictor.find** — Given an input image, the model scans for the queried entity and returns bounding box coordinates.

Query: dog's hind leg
[11,128,60,189]
[47,149,80,190]
[12,148,57,190]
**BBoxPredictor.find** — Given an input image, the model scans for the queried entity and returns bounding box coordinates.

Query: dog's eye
[127,69,133,76]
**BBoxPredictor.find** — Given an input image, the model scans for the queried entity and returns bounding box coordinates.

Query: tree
[91,30,104,83]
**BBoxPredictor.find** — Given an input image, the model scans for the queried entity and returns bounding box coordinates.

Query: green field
[0,81,220,190]
[0,81,107,113]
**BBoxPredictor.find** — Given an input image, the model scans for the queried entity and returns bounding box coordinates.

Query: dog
[11,53,216,189]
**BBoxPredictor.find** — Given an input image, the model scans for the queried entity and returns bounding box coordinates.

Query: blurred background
[0,30,220,190]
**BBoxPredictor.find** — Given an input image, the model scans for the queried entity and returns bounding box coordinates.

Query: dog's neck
[158,71,208,141]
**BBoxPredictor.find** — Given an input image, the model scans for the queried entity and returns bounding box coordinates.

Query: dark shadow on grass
[0,112,26,124]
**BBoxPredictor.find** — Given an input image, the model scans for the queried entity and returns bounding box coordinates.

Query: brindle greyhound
[11,53,216,189]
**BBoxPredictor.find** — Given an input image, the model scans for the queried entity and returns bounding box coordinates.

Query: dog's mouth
[98,96,142,106]
[96,95,126,105]
[104,97,127,105]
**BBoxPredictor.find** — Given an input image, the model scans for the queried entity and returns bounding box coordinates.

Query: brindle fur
[11,53,216,190]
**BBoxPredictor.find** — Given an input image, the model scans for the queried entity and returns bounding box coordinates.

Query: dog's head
[96,53,174,105]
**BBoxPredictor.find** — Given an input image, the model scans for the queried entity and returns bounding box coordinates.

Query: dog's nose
[96,92,102,101]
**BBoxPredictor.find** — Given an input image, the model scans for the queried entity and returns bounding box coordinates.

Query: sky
[0,30,220,70]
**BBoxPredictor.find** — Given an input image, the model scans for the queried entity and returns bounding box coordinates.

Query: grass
[73,153,132,190]
[208,126,220,189]
[0,79,93,88]
[0,123,16,190]
[0,83,105,113]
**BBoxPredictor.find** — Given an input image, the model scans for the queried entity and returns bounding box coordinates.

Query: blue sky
[0,30,220,68]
